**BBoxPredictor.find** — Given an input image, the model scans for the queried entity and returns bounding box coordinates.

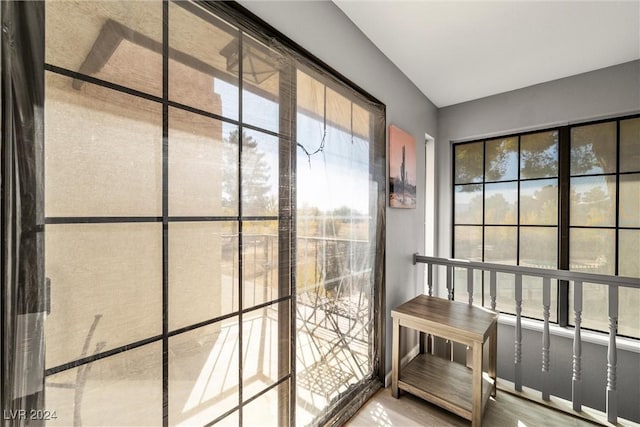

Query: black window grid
[452,114,640,338]
[42,3,294,426]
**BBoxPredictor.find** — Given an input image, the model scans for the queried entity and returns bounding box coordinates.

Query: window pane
[454,224,482,301]
[570,283,608,333]
[570,228,615,274]
[485,182,517,225]
[454,268,482,305]
[243,303,289,398]
[619,288,640,338]
[619,174,640,227]
[454,184,482,224]
[244,381,288,427]
[45,223,162,369]
[619,229,640,278]
[570,176,616,227]
[242,130,279,217]
[483,272,518,316]
[484,226,517,265]
[243,221,281,309]
[242,34,282,134]
[486,275,558,322]
[521,277,558,322]
[568,283,637,339]
[520,227,557,269]
[569,270,611,334]
[520,179,558,225]
[619,230,640,337]
[169,222,238,331]
[46,1,162,97]
[620,117,640,173]
[169,1,239,119]
[169,108,238,217]
[454,142,483,184]
[46,342,162,427]
[45,72,162,217]
[217,411,239,427]
[485,136,518,182]
[169,320,239,426]
[520,131,558,179]
[454,226,482,261]
[571,122,616,175]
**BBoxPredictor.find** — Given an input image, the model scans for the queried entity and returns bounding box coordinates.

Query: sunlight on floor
[368,402,392,426]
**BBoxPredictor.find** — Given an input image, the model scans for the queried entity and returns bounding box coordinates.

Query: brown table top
[392,295,497,342]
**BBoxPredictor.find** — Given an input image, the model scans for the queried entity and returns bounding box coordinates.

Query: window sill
[498,314,640,354]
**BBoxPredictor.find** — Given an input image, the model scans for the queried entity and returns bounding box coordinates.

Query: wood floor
[346,387,599,427]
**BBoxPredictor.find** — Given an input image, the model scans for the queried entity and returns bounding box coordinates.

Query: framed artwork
[389,125,417,208]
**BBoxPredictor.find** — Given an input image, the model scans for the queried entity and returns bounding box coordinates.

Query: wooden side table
[391,295,498,427]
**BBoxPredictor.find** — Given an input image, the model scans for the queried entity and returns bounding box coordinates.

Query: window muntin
[453,118,639,338]
[453,130,559,320]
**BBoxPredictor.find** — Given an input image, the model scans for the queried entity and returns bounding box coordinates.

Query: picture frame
[389,125,417,209]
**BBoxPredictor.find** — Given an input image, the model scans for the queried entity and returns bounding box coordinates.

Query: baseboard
[384,344,419,387]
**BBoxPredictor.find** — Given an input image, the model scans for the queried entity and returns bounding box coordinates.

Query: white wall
[437,60,640,422]
[239,0,438,375]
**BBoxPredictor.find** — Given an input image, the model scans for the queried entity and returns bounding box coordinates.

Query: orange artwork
[389,125,417,208]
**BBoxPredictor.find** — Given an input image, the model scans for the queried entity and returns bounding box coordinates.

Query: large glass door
[2,2,384,426]
[41,2,292,425]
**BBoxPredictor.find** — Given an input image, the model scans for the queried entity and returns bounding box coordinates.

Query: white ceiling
[334,1,640,108]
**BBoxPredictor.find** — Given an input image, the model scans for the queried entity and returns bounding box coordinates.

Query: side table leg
[472,342,483,427]
[490,323,497,397]
[392,318,400,398]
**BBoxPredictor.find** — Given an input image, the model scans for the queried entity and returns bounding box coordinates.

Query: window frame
[451,113,640,339]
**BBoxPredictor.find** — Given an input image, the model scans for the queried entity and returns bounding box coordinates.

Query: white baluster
[542,277,551,401]
[467,267,474,305]
[607,285,618,424]
[515,273,522,392]
[490,271,497,311]
[572,280,583,412]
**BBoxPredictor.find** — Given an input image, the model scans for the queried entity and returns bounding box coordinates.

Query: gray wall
[238,1,438,375]
[437,60,640,422]
[496,324,640,422]
[437,60,640,261]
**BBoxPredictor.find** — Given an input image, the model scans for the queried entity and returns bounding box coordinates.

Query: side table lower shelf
[399,353,495,421]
